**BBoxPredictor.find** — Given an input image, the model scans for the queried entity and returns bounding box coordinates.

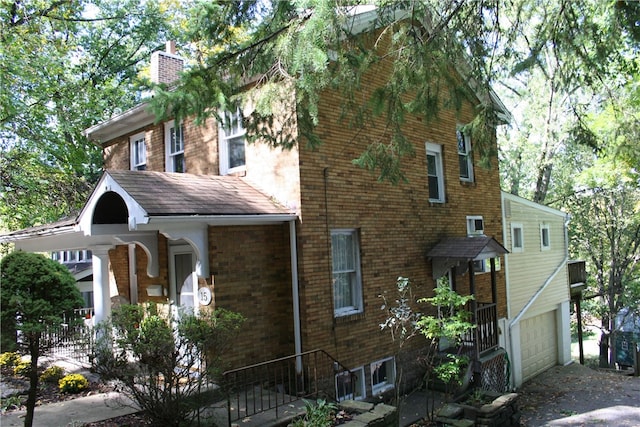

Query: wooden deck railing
[568,260,587,285]
[460,302,499,361]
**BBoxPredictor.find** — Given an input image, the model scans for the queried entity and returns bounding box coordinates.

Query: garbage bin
[615,332,638,369]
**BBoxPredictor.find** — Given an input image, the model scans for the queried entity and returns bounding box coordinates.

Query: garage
[520,311,558,381]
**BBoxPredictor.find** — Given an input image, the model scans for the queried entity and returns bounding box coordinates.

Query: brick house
[2,7,512,400]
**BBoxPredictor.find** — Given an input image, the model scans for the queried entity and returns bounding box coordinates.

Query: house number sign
[198,287,212,306]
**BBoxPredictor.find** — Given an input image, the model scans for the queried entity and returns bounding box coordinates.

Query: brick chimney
[150,41,183,85]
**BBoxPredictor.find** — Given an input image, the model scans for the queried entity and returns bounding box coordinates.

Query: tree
[148,0,639,189]
[497,0,640,203]
[0,0,172,230]
[567,180,640,367]
[0,251,84,427]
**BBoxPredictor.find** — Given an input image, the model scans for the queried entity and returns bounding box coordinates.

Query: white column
[91,246,112,325]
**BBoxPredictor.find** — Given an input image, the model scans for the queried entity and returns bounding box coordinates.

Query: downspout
[289,220,303,372]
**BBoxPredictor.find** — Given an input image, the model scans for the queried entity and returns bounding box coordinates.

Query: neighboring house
[2,8,516,399]
[51,249,94,312]
[500,192,573,388]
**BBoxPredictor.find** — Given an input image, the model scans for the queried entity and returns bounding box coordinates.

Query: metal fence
[46,308,95,366]
[223,350,354,427]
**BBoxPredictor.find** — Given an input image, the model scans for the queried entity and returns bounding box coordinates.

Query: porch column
[91,246,112,325]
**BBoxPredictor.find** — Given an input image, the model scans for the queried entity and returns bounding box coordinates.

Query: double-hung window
[331,229,363,317]
[220,107,246,175]
[511,223,524,253]
[540,223,551,251]
[426,142,445,203]
[165,120,185,173]
[130,132,146,171]
[457,128,473,182]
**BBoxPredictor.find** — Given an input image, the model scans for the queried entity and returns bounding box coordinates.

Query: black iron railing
[223,350,353,427]
[44,309,95,366]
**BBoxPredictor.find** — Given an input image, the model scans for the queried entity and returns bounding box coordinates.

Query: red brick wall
[206,224,294,368]
[293,36,506,373]
[103,117,217,175]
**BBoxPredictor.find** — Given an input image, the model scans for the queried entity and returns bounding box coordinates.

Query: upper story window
[219,107,246,175]
[165,120,185,173]
[426,142,445,203]
[457,128,473,182]
[540,223,551,251]
[331,229,363,317]
[130,132,147,171]
[511,222,524,253]
[52,250,92,264]
[466,215,485,236]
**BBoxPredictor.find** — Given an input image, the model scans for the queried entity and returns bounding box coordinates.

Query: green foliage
[0,251,84,427]
[93,304,245,426]
[58,374,88,394]
[13,360,31,377]
[1,395,23,412]
[0,251,84,352]
[292,399,337,427]
[0,0,171,231]
[417,284,475,348]
[433,354,469,387]
[0,352,21,371]
[40,366,66,384]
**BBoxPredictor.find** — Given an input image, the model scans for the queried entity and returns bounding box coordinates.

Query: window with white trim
[371,357,395,395]
[331,229,363,317]
[335,367,365,401]
[426,142,445,203]
[219,107,246,175]
[511,223,524,253]
[540,223,551,251]
[457,128,473,182]
[165,120,185,173]
[130,132,147,171]
[466,216,484,236]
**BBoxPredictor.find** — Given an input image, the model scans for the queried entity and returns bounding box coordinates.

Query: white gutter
[289,220,303,373]
[136,214,298,228]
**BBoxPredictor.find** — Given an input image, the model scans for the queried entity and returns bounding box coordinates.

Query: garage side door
[520,311,558,381]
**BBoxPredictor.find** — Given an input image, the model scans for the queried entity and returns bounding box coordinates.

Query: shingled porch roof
[426,235,508,279]
[102,169,291,217]
[1,170,295,244]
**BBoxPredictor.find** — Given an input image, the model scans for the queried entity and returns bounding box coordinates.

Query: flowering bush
[59,374,88,394]
[0,352,21,372]
[13,360,31,377]
[40,365,66,384]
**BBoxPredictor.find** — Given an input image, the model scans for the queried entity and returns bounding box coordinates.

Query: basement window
[335,367,365,401]
[371,357,396,395]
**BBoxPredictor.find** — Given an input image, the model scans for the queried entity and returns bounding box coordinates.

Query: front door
[169,244,197,316]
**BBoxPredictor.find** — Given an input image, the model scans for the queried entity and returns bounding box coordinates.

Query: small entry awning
[427,236,508,279]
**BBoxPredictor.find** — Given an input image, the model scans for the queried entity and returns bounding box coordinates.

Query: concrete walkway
[1,391,138,427]
[0,387,436,427]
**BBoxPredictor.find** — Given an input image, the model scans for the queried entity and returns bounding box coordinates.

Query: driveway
[518,362,640,426]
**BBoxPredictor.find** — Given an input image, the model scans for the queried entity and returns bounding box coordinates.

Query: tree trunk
[24,336,41,427]
[598,331,610,368]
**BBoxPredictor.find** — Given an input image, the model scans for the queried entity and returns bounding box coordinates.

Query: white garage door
[520,311,558,381]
